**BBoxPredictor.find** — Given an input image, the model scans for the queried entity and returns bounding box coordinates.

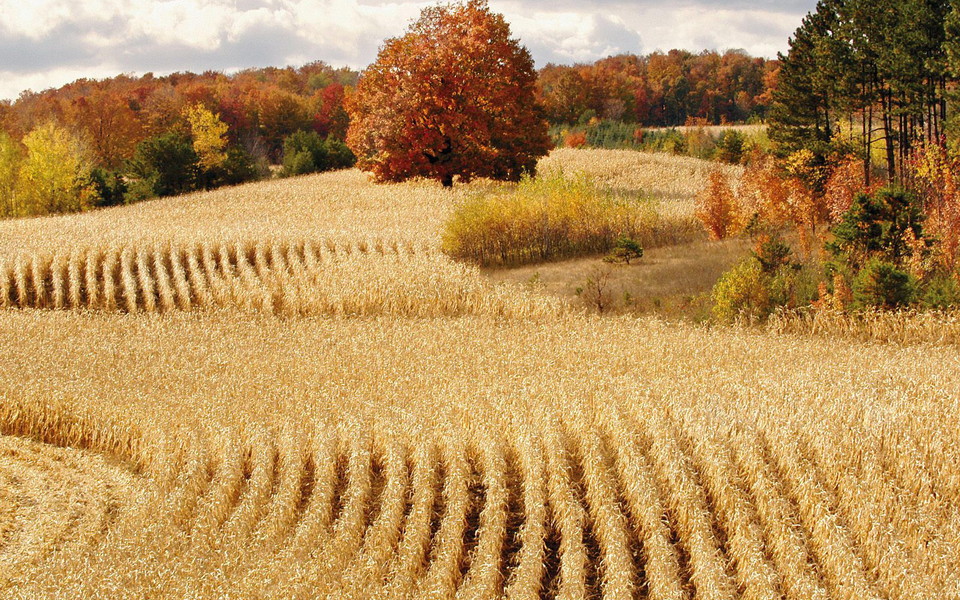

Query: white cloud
[0,0,75,38]
[0,0,814,101]
[507,11,642,63]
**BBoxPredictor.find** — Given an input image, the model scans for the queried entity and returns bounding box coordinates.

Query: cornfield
[0,238,561,318]
[0,150,957,599]
[767,306,960,346]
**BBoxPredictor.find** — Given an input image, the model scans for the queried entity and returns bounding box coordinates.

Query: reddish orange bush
[564,131,587,148]
[737,153,828,252]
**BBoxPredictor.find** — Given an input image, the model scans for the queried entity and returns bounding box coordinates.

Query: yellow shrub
[441,172,655,266]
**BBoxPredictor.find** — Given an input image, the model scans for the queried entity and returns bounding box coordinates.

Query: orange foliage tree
[346,0,550,187]
[909,140,960,271]
[737,152,830,252]
[65,86,143,169]
[824,156,878,222]
[696,170,741,240]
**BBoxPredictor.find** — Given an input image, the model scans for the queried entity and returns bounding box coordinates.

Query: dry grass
[539,148,743,213]
[0,149,957,599]
[487,237,753,316]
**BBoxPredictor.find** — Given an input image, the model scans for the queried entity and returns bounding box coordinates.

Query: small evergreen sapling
[603,237,644,265]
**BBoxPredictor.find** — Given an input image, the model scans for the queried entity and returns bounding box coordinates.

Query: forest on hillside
[0,50,776,217]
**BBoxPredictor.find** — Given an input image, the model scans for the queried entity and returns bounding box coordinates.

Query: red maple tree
[346,0,551,187]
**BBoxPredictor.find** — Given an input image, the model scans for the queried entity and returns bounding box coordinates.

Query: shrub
[711,258,771,323]
[769,263,820,308]
[223,145,267,185]
[89,168,128,207]
[641,129,687,154]
[281,130,356,177]
[564,131,587,148]
[852,258,918,310]
[714,130,746,164]
[824,156,876,222]
[442,172,653,267]
[921,273,960,309]
[603,237,644,265]
[827,186,929,269]
[205,145,267,188]
[127,132,199,199]
[325,138,355,170]
[908,140,960,271]
[752,234,792,274]
[684,125,716,160]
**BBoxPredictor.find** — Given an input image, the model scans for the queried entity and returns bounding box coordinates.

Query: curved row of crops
[0,238,562,318]
[2,396,958,599]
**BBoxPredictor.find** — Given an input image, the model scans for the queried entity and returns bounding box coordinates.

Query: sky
[0,0,818,102]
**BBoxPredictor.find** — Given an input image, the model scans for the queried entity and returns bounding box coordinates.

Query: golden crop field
[0,149,957,599]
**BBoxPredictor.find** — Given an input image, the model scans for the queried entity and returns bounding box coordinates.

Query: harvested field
[0,150,957,599]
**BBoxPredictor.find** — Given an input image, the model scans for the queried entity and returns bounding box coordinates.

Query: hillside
[0,149,958,599]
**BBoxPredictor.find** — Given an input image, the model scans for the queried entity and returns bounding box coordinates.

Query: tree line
[538,50,776,126]
[770,0,959,185]
[0,62,358,216]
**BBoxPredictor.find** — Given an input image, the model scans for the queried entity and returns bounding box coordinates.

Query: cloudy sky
[0,0,817,101]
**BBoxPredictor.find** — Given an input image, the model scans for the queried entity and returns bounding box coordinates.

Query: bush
[827,186,929,269]
[564,131,587,148]
[89,168,128,207]
[921,273,960,309]
[218,145,268,186]
[714,130,746,164]
[696,170,742,240]
[684,126,716,160]
[281,130,356,177]
[752,234,792,274]
[711,258,771,323]
[325,138,355,170]
[442,172,653,267]
[603,236,644,265]
[852,258,918,310]
[769,263,820,308]
[642,128,687,154]
[127,132,199,199]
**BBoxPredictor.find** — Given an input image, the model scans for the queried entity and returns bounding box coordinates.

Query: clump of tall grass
[441,172,656,267]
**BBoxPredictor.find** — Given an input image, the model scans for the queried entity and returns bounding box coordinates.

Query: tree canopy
[346,0,551,187]
[770,0,955,184]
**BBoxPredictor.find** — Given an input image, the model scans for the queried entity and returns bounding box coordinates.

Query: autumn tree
[184,104,228,170]
[696,170,741,239]
[17,122,97,215]
[0,132,22,216]
[346,0,551,187]
[65,86,143,169]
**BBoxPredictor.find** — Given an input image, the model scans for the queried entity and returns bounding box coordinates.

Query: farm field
[0,149,958,599]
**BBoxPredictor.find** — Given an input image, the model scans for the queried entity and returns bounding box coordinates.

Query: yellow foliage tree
[0,132,22,217]
[184,104,228,170]
[17,122,96,216]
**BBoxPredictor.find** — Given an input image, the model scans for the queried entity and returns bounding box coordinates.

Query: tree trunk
[865,103,873,188]
[882,89,896,184]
